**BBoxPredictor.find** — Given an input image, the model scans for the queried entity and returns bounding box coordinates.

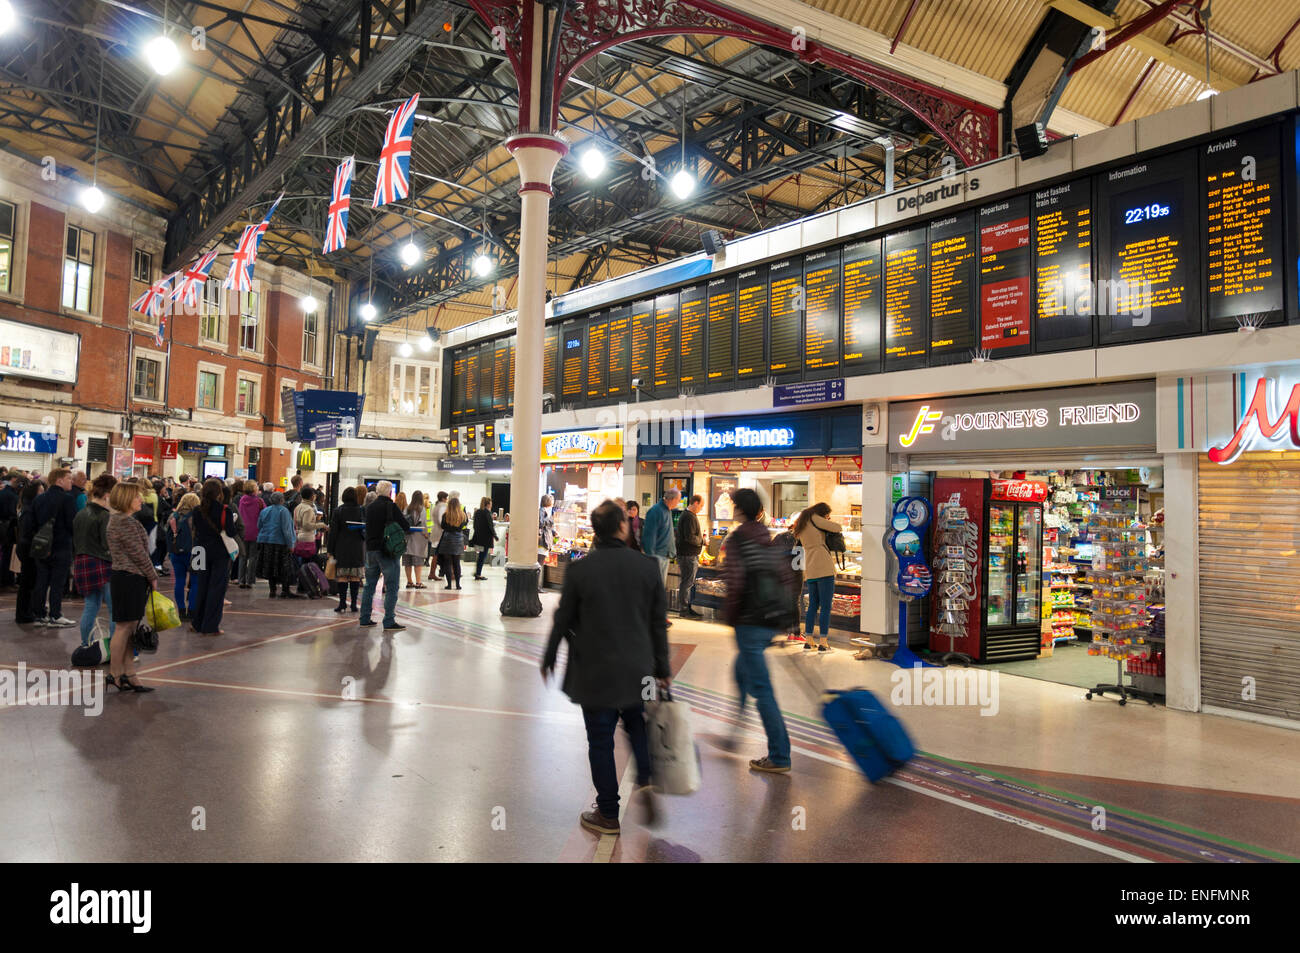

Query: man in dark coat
[542,500,671,836]
[674,493,705,618]
[30,468,79,626]
[0,473,21,587]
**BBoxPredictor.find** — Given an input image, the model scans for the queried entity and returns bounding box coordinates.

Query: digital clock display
[1123,202,1171,224]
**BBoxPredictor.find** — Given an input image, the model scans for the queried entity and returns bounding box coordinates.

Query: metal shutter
[86,437,109,462]
[1198,452,1300,722]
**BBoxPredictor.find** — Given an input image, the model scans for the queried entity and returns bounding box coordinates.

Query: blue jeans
[360,550,400,627]
[170,553,200,613]
[582,704,652,818]
[805,575,834,637]
[78,581,112,646]
[733,624,790,766]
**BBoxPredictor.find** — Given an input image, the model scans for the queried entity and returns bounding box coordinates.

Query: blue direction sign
[773,378,845,407]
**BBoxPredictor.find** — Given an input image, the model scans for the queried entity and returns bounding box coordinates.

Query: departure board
[842,238,881,374]
[542,326,560,401]
[586,313,608,401]
[979,196,1032,355]
[705,275,736,391]
[928,212,977,365]
[736,265,768,381]
[451,352,467,419]
[477,344,493,415]
[679,283,707,387]
[1099,150,1199,343]
[492,340,509,412]
[1033,178,1093,350]
[884,226,928,370]
[464,348,480,418]
[768,257,803,379]
[506,340,515,409]
[561,323,585,403]
[803,247,841,378]
[631,298,655,395]
[653,292,679,392]
[1204,126,1283,329]
[606,304,631,397]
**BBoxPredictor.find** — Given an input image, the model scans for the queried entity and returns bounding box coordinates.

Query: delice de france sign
[890,381,1156,454]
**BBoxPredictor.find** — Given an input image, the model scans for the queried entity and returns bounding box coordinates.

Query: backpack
[30,514,56,561]
[382,505,407,558]
[736,534,796,630]
[822,527,848,570]
[168,512,194,556]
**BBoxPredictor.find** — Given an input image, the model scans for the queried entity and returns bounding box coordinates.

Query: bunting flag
[154,271,181,345]
[170,250,219,309]
[372,93,421,208]
[224,192,283,291]
[323,155,355,253]
[130,272,175,319]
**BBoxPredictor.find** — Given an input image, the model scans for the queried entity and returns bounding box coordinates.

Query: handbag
[645,688,702,795]
[219,509,239,561]
[132,619,159,653]
[324,556,337,580]
[822,526,847,571]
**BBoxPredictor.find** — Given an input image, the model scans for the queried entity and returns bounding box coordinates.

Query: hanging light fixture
[146,2,182,75]
[579,144,605,179]
[400,239,421,268]
[0,1,17,36]
[359,302,377,322]
[472,252,494,277]
[472,145,495,278]
[300,295,318,313]
[671,83,695,200]
[399,339,414,357]
[1195,2,1217,100]
[418,333,434,352]
[81,58,107,213]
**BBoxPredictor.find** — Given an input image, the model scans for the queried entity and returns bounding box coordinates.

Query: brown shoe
[749,757,791,774]
[579,809,620,835]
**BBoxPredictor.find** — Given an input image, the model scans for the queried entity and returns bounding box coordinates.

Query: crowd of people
[1,466,502,690]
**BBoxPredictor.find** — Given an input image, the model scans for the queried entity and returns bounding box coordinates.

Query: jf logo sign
[886,496,932,599]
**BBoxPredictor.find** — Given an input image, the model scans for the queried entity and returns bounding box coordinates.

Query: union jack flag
[170,249,220,309]
[154,271,180,345]
[223,192,283,291]
[371,93,420,208]
[323,155,354,254]
[130,272,174,319]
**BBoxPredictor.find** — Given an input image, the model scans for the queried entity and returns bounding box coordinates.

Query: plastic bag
[645,690,702,795]
[144,590,181,632]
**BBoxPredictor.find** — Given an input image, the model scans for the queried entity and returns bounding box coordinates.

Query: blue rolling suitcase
[820,689,915,782]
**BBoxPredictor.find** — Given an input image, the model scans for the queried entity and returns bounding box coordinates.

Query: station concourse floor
[1,572,1297,864]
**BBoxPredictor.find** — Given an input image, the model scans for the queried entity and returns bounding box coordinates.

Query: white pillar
[500,133,568,617]
[1162,452,1200,712]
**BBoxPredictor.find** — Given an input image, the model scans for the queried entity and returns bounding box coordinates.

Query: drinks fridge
[929,477,1046,663]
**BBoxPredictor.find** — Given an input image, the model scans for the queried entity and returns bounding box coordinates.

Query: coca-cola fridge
[930,477,1046,663]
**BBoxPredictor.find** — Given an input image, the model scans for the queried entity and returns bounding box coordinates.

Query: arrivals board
[1203,126,1283,328]
[477,343,493,415]
[768,257,803,380]
[842,238,881,374]
[492,339,509,412]
[451,351,468,419]
[1098,149,1199,344]
[884,226,928,371]
[542,326,560,401]
[606,304,631,397]
[679,283,707,388]
[1033,177,1093,350]
[463,348,480,418]
[561,322,585,403]
[507,340,515,409]
[928,211,977,364]
[631,298,654,395]
[979,196,1032,356]
[653,291,680,392]
[586,312,608,401]
[706,275,736,391]
[735,265,768,382]
[803,247,841,379]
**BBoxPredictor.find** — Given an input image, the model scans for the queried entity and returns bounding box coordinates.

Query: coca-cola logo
[991,480,1047,502]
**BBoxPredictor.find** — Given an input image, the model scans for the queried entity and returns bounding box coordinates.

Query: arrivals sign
[891,381,1156,454]
[1207,376,1300,465]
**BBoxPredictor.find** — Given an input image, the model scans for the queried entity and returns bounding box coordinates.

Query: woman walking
[469,496,497,580]
[793,501,842,653]
[404,490,430,589]
[72,473,116,647]
[256,491,299,599]
[164,492,201,620]
[327,486,366,612]
[237,480,264,589]
[190,478,237,636]
[106,481,157,693]
[437,496,469,590]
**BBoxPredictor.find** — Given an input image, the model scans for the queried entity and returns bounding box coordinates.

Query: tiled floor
[2,572,1296,862]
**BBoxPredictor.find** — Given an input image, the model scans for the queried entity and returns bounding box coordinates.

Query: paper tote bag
[645,691,702,795]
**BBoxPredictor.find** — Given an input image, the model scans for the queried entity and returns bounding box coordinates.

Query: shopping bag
[144,590,182,633]
[324,556,337,581]
[645,689,702,795]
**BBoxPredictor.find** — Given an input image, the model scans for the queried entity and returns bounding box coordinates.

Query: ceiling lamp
[80,185,105,213]
[359,302,377,322]
[145,34,181,76]
[472,253,494,277]
[670,168,695,200]
[579,145,605,179]
[0,1,17,36]
[300,295,318,313]
[400,240,421,268]
[418,334,434,352]
[399,341,414,358]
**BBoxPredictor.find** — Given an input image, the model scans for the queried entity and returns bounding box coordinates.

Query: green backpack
[382,520,407,558]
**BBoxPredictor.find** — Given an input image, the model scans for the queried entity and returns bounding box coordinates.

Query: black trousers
[191,564,229,634]
[439,553,462,585]
[33,551,72,619]
[15,557,36,621]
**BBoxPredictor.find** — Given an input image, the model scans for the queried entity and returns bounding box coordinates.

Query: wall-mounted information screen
[561,323,585,403]
[978,195,1032,356]
[928,211,977,365]
[736,265,768,382]
[653,291,680,393]
[768,257,803,380]
[451,351,467,420]
[607,304,631,397]
[679,283,707,388]
[706,275,736,391]
[506,340,515,409]
[492,339,509,412]
[477,343,493,415]
[841,237,881,374]
[803,247,841,379]
[464,348,480,419]
[1098,149,1199,344]
[884,226,928,371]
[586,312,608,401]
[631,298,654,396]
[542,326,560,401]
[1033,177,1093,350]
[1203,126,1283,329]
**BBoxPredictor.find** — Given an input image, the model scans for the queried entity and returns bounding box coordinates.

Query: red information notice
[980,216,1031,349]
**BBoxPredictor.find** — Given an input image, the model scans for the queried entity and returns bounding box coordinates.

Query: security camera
[631,377,641,389]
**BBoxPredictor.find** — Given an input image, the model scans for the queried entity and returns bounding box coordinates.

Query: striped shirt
[108,511,159,582]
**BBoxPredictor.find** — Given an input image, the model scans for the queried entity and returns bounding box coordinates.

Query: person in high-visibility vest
[427,491,448,580]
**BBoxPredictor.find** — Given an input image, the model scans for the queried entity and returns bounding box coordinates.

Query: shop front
[178,441,231,481]
[889,380,1166,698]
[635,406,865,629]
[0,425,60,475]
[540,427,626,587]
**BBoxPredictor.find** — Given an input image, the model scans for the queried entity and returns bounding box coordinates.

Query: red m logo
[1207,378,1300,464]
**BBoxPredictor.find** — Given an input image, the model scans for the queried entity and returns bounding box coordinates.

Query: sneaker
[787,633,806,642]
[579,807,620,836]
[803,639,815,651]
[48,616,78,627]
[817,639,831,653]
[680,607,703,619]
[359,619,377,628]
[382,623,406,631]
[33,615,49,627]
[749,757,791,774]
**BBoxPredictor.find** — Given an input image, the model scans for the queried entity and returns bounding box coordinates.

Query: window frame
[301,307,319,368]
[238,289,262,355]
[0,197,17,298]
[61,223,96,315]
[132,247,153,284]
[195,361,225,412]
[236,372,262,418]
[388,358,438,419]
[132,348,166,404]
[198,278,227,347]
